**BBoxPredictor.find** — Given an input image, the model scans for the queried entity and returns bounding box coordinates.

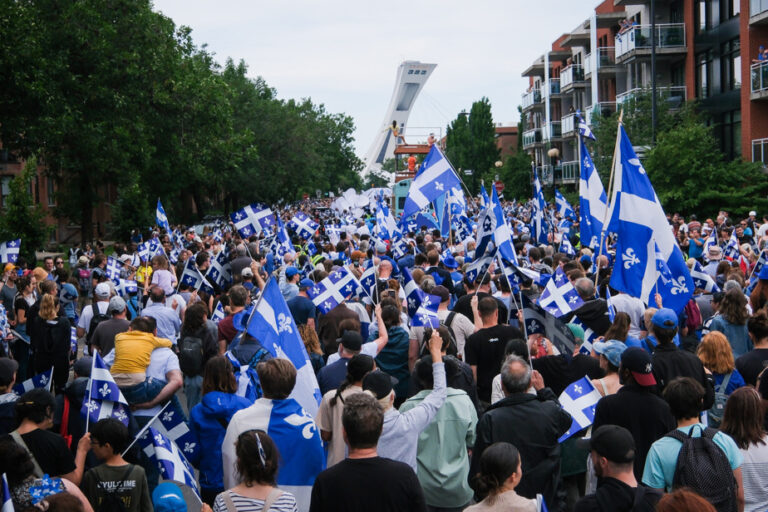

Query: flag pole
[594,109,624,286]
[121,400,171,457]
[84,356,96,432]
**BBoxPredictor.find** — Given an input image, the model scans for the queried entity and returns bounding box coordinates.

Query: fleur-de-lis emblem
[670,276,689,295]
[628,157,646,174]
[277,313,293,334]
[154,434,165,445]
[87,400,99,413]
[645,363,652,373]
[434,182,444,191]
[421,296,432,308]
[323,301,332,311]
[39,374,48,386]
[98,383,110,398]
[622,248,640,269]
[162,411,174,422]
[285,411,317,440]
[574,384,583,394]
[115,409,128,421]
[183,442,196,453]
[529,320,540,332]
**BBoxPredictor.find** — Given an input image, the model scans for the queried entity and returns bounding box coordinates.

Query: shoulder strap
[222,490,238,512]
[10,431,43,477]
[262,488,284,511]
[599,378,609,396]
[445,311,457,328]
[665,428,689,443]
[247,346,270,368]
[60,396,72,450]
[719,372,732,393]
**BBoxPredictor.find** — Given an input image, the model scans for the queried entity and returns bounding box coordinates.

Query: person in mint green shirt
[401,346,478,511]
[642,377,744,509]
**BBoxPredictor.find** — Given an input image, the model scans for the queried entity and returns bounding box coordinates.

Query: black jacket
[652,343,715,409]
[563,299,612,337]
[592,382,676,480]
[471,392,572,508]
[575,477,662,512]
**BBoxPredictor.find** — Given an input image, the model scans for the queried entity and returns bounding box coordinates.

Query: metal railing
[751,0,768,17]
[752,61,768,93]
[561,65,585,88]
[584,102,617,125]
[615,86,686,106]
[522,128,543,148]
[561,113,577,135]
[538,165,554,185]
[546,121,562,140]
[753,138,768,165]
[561,161,579,182]
[585,47,616,76]
[543,78,561,98]
[615,24,686,59]
[522,88,542,109]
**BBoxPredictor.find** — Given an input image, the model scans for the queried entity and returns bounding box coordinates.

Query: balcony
[615,86,686,108]
[751,0,768,24]
[560,65,585,90]
[522,88,542,111]
[585,102,617,125]
[753,138,768,166]
[542,78,561,98]
[585,47,617,76]
[545,121,562,141]
[615,24,686,62]
[538,165,554,186]
[561,113,577,137]
[751,61,768,100]
[561,161,579,184]
[522,128,543,149]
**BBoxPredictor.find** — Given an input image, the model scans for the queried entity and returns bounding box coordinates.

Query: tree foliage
[0,0,363,242]
[445,97,500,193]
[0,157,49,264]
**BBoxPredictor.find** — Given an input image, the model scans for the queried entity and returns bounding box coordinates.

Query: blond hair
[39,294,58,322]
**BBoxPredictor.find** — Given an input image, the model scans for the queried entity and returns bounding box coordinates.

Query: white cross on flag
[307,267,361,314]
[230,203,275,238]
[288,212,319,240]
[538,267,584,317]
[557,376,601,442]
[0,239,20,264]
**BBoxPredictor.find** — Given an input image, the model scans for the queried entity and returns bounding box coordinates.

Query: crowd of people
[0,196,765,512]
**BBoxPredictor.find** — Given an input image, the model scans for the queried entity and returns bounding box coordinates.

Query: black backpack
[666,425,737,512]
[87,307,110,343]
[178,334,204,376]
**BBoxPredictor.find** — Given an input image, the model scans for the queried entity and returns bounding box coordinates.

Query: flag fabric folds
[230,203,276,238]
[307,267,361,316]
[577,111,596,140]
[139,427,199,494]
[532,170,548,246]
[538,267,584,318]
[578,139,608,252]
[522,295,577,356]
[13,368,52,397]
[401,145,461,221]
[206,251,232,289]
[411,293,441,328]
[605,126,693,313]
[702,228,718,262]
[179,260,214,295]
[156,199,171,232]
[691,261,721,293]
[105,257,124,281]
[288,212,319,240]
[474,186,516,264]
[114,278,138,299]
[555,189,575,219]
[0,240,20,264]
[81,353,130,426]
[557,377,601,442]
[211,301,226,324]
[245,279,322,415]
[151,407,199,462]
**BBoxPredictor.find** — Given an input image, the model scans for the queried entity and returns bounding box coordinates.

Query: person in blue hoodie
[188,356,252,506]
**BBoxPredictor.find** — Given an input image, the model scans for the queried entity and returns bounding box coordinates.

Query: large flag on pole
[0,240,20,264]
[401,145,461,221]
[230,203,276,238]
[532,169,548,245]
[156,199,171,232]
[605,125,693,312]
[555,189,575,219]
[307,267,361,316]
[474,186,516,263]
[579,139,608,252]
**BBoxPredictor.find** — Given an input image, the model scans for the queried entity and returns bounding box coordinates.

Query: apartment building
[521,0,763,188]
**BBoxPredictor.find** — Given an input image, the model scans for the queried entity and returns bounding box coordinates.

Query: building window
[697,0,711,33]
[46,177,55,206]
[0,176,11,208]
[721,0,739,19]
[697,51,712,98]
[721,39,741,92]
[716,110,742,160]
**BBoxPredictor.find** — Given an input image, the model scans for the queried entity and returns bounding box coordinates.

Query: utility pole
[651,0,657,144]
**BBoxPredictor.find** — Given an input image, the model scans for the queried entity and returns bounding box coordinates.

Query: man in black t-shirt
[736,346,768,386]
[465,297,523,405]
[452,274,509,324]
[310,393,426,512]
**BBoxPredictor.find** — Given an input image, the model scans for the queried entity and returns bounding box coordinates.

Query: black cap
[362,370,393,399]
[0,358,18,387]
[620,347,656,387]
[590,425,635,464]
[338,331,363,352]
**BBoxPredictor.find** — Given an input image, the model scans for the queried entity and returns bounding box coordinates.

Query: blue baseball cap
[299,278,315,290]
[592,340,627,368]
[759,265,768,280]
[152,482,187,512]
[286,266,300,278]
[651,308,678,329]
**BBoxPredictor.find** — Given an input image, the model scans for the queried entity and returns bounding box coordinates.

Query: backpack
[86,306,110,343]
[419,312,458,356]
[684,299,702,333]
[77,268,92,294]
[178,334,204,376]
[665,425,737,512]
[707,372,733,428]
[94,464,134,512]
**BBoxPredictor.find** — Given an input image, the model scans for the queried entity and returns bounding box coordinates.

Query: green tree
[445,97,500,193]
[0,157,49,264]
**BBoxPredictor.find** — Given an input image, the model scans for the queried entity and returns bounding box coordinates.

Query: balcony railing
[752,61,768,93]
[542,78,561,98]
[561,161,579,183]
[538,165,554,185]
[561,65,585,88]
[615,24,686,59]
[546,121,562,140]
[561,113,577,135]
[522,128,543,148]
[751,0,768,17]
[615,86,686,107]
[753,138,768,165]
[584,102,617,125]
[522,88,542,109]
[585,48,617,76]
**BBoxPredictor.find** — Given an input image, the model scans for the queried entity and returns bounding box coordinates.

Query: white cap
[94,282,111,298]
[750,211,757,217]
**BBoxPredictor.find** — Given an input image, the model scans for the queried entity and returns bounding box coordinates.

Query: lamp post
[651,0,657,144]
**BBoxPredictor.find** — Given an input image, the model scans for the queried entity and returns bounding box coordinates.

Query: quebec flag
[0,239,20,264]
[401,144,460,221]
[139,427,199,495]
[474,186,516,263]
[151,407,199,462]
[13,368,52,396]
[605,126,693,313]
[307,267,361,315]
[579,139,608,252]
[538,267,584,318]
[156,199,171,232]
[557,376,601,442]
[81,353,129,426]
[245,279,322,416]
[532,169,548,245]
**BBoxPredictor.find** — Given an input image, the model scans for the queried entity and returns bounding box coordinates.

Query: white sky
[152,1,592,158]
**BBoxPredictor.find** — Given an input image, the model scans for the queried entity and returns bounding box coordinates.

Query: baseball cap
[759,265,768,281]
[375,242,387,253]
[362,370,394,399]
[118,254,133,264]
[299,278,314,290]
[750,210,757,217]
[152,482,187,512]
[3,263,16,273]
[73,356,92,377]
[108,296,127,314]
[566,323,585,344]
[285,267,299,278]
[651,308,677,329]
[620,347,656,386]
[94,282,111,298]
[592,340,627,368]
[78,256,89,265]
[338,330,363,352]
[241,267,254,278]
[0,358,18,386]
[431,285,450,303]
[590,425,636,464]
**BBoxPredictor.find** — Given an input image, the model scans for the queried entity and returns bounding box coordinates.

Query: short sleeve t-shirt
[81,463,152,512]
[4,428,76,477]
[465,324,523,402]
[150,269,176,295]
[642,423,743,491]
[287,296,316,326]
[736,348,768,387]
[77,301,110,332]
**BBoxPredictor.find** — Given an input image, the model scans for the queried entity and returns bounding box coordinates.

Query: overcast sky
[152,1,592,159]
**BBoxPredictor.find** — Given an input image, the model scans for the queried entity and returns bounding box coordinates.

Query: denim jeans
[121,377,166,406]
[183,375,203,411]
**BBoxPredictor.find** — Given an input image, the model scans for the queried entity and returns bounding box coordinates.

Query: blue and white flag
[211,301,226,324]
[406,212,439,232]
[465,249,497,285]
[272,217,296,258]
[1,474,11,512]
[446,186,467,217]
[569,317,598,354]
[532,169,548,246]
[555,189,575,220]
[13,368,52,396]
[479,184,490,208]
[305,241,318,256]
[179,260,214,295]
[390,237,410,259]
[156,199,171,232]
[81,353,129,426]
[401,145,461,221]
[152,407,199,462]
[605,288,617,323]
[605,126,693,313]
[139,427,199,494]
[691,261,721,293]
[475,186,516,263]
[538,267,584,318]
[137,238,163,263]
[0,240,20,264]
[0,305,9,340]
[702,228,718,262]
[105,257,124,281]
[288,212,319,240]
[557,377,601,442]
[357,262,377,301]
[375,199,401,242]
[307,267,361,316]
[753,249,768,278]
[579,139,608,252]
[245,279,322,415]
[723,229,741,260]
[522,295,577,356]
[113,278,138,298]
[411,292,440,328]
[401,267,424,318]
[206,251,232,289]
[230,203,275,238]
[559,236,576,257]
[576,110,596,140]
[70,327,78,355]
